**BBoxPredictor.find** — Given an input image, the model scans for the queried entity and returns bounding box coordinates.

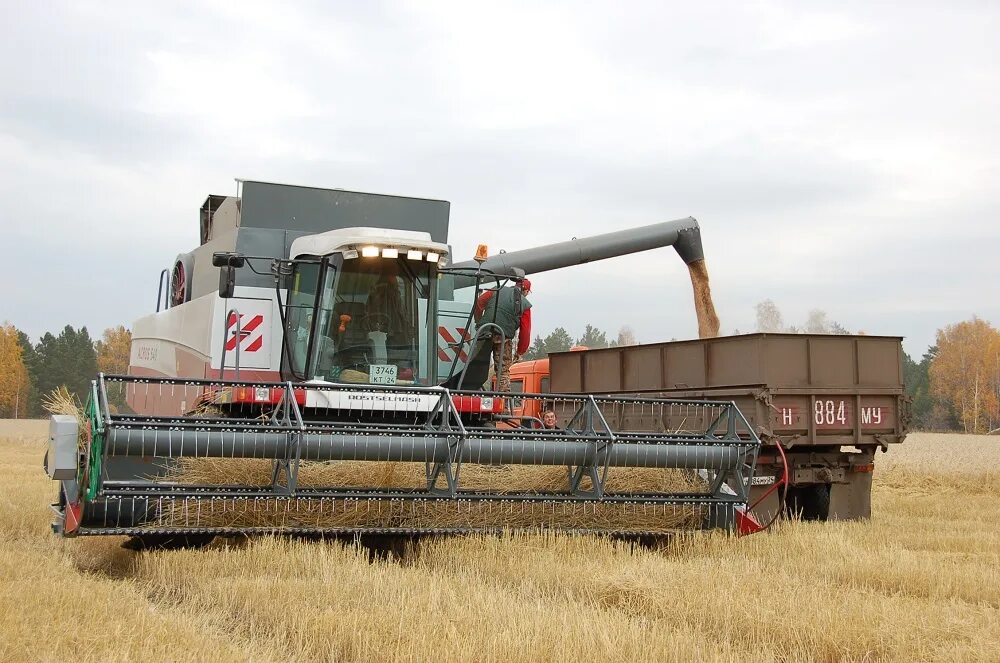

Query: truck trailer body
[508,333,907,521]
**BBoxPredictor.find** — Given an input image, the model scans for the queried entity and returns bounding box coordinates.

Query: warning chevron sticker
[225,312,264,352]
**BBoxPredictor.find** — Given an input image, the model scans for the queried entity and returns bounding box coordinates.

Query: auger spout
[450,216,705,275]
[451,215,720,338]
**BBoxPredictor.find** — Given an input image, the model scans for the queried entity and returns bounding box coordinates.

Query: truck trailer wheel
[785,484,831,521]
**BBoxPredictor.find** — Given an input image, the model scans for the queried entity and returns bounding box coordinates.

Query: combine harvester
[46,180,766,546]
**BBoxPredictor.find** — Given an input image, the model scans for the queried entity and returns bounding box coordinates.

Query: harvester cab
[224,227,451,389]
[45,180,763,544]
[206,233,526,420]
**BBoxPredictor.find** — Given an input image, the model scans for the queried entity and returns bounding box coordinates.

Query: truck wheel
[786,484,831,521]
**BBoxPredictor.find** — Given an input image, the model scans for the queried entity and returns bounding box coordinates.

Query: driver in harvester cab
[362,262,416,381]
[364,264,412,347]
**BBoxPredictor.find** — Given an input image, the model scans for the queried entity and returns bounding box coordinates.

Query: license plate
[369,364,398,385]
[751,475,776,486]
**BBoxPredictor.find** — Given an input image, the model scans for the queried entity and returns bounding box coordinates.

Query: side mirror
[212,253,245,299]
[219,265,236,298]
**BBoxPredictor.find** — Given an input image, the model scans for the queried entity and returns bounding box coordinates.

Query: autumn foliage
[96,325,132,375]
[0,323,30,417]
[929,317,1000,434]
[0,324,129,417]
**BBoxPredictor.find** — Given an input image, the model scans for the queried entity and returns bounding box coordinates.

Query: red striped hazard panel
[438,326,471,362]
[226,313,265,352]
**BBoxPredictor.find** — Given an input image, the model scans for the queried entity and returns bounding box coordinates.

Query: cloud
[0,0,997,361]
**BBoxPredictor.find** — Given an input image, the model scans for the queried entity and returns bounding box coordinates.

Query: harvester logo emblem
[226,313,265,352]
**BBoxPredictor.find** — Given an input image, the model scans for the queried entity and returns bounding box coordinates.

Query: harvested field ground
[1,421,998,662]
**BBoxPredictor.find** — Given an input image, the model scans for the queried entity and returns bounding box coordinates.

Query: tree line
[752,299,851,335]
[0,323,131,417]
[908,317,1000,434]
[519,324,638,360]
[2,313,998,433]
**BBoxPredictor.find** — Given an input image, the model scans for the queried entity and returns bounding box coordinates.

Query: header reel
[51,374,761,540]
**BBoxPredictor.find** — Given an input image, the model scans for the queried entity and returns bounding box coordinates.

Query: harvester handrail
[218,307,242,380]
[100,373,761,412]
[97,373,113,423]
[156,268,170,312]
[455,322,506,391]
[101,373,292,388]
[449,386,760,410]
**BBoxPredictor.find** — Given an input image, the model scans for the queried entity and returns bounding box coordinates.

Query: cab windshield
[284,256,433,385]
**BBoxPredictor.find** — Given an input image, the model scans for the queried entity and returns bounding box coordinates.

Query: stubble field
[1,420,998,662]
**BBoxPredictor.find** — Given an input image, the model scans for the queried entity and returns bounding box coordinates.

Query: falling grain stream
[686,259,720,339]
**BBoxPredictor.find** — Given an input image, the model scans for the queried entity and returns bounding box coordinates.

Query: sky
[1,0,997,357]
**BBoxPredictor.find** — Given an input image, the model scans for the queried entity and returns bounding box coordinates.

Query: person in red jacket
[471,278,532,392]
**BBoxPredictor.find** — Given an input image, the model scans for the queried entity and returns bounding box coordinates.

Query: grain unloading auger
[45,180,762,542]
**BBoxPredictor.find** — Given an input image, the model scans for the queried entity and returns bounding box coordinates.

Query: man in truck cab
[474,278,532,391]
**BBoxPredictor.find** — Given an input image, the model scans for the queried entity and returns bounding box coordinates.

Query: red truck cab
[505,347,588,425]
[507,357,550,423]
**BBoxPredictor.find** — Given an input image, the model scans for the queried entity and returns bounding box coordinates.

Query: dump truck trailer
[511,333,907,523]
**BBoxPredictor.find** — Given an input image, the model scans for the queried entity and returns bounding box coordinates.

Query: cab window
[508,378,524,408]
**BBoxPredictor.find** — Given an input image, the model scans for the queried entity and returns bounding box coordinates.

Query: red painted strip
[65,500,82,535]
[439,326,456,343]
[454,328,470,361]
[736,508,763,535]
[223,386,306,406]
[439,326,470,362]
[242,314,264,333]
[225,314,265,351]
